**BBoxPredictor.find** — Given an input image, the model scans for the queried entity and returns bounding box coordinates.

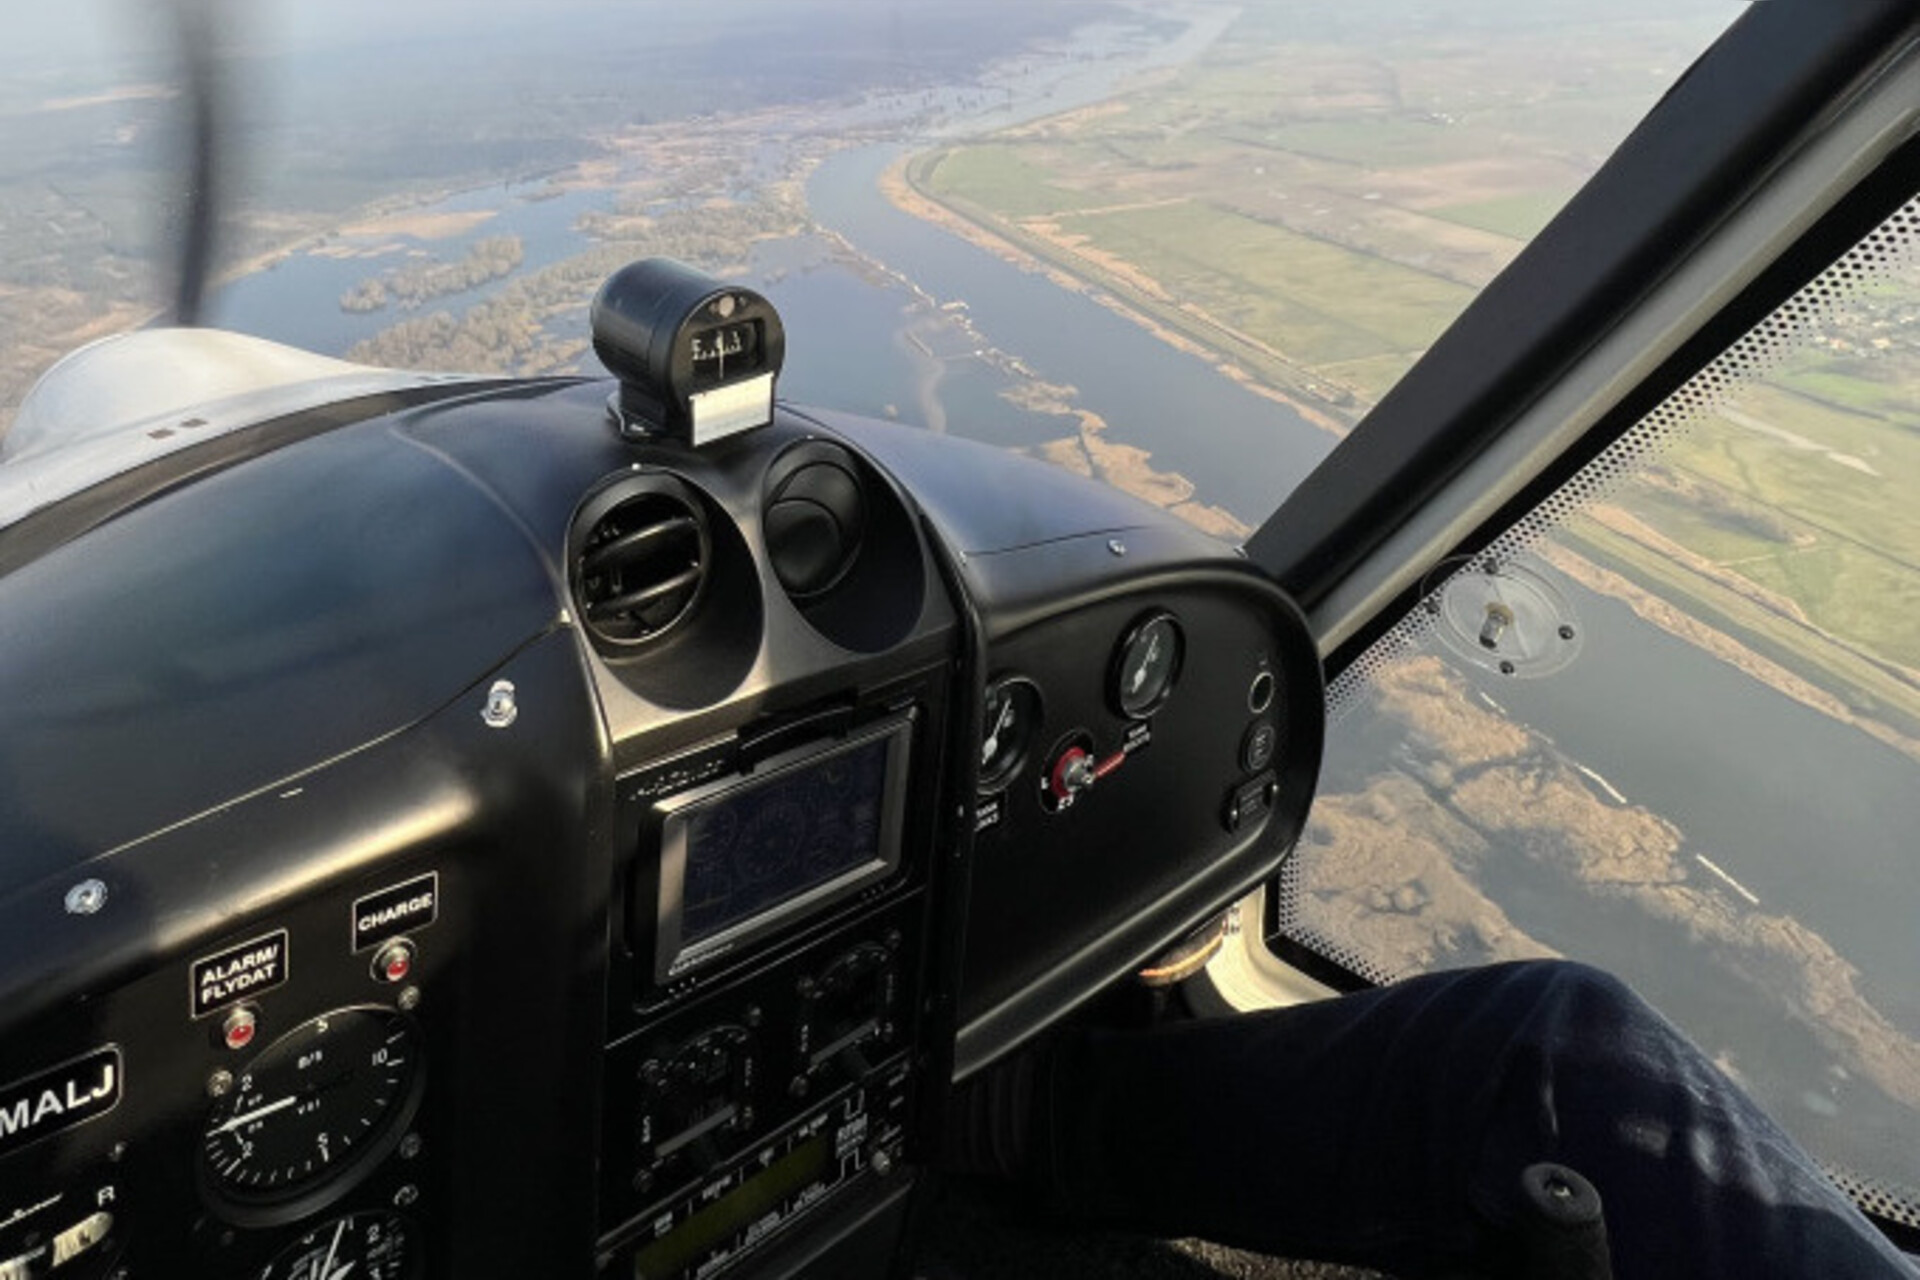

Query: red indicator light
[372,939,417,985]
[222,1007,257,1051]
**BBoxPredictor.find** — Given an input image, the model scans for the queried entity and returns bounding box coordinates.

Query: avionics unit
[599,678,946,1279]
[644,714,912,986]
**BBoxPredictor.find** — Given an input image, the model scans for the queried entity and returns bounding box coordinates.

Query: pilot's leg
[951,959,1913,1279]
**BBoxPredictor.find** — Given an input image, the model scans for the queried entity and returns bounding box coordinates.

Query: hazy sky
[0,1,824,82]
[5,0,1743,86]
[6,0,1031,65]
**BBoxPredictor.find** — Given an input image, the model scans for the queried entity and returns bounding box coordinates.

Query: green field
[1562,513,1920,742]
[909,0,1920,746]
[1571,364,1920,740]
[1430,191,1577,240]
[1219,119,1493,168]
[1674,385,1920,581]
[922,145,1100,218]
[915,140,1477,405]
[1057,201,1473,363]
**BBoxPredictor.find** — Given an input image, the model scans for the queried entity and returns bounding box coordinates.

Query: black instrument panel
[957,576,1321,1074]
[0,378,1322,1279]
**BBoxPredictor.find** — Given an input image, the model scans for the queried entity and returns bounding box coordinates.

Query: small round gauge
[1111,611,1184,719]
[979,676,1042,792]
[255,1212,419,1280]
[201,1007,423,1225]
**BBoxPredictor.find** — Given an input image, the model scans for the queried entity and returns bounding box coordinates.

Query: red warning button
[372,939,416,985]
[221,1006,258,1052]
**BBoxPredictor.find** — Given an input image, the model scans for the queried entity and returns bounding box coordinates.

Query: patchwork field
[911,0,1733,427]
[909,0,1920,751]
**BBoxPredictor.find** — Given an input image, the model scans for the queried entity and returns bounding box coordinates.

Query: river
[803,143,1335,524]
[208,184,608,356]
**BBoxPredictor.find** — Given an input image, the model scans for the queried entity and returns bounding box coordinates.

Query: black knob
[836,1043,874,1082]
[1514,1163,1613,1280]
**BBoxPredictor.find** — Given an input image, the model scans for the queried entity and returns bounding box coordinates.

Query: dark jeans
[1037,961,1914,1279]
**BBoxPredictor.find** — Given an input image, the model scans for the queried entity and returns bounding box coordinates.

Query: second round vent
[571,476,710,648]
[763,441,867,599]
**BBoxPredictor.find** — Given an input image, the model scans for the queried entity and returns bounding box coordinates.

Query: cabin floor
[914,1179,1384,1280]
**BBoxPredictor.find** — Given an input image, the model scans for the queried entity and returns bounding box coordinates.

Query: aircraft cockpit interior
[2,0,1919,1277]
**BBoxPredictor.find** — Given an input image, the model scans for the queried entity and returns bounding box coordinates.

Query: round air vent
[763,441,867,599]
[571,475,711,648]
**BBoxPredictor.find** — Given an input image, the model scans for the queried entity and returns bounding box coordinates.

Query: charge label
[190,929,288,1018]
[352,872,439,952]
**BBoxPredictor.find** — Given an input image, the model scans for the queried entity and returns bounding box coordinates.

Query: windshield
[0,0,1735,536]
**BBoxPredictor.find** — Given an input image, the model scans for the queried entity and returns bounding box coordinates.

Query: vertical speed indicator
[200,1007,423,1226]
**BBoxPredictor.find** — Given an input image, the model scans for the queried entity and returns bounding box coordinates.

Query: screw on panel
[65,880,108,916]
[399,1132,424,1161]
[1107,539,1127,556]
[206,1070,234,1099]
[393,1184,420,1208]
[1478,602,1515,651]
[1498,660,1517,676]
[1558,624,1577,641]
[482,680,519,729]
[397,985,423,1012]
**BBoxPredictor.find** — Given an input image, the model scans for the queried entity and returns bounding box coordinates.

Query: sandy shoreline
[879,153,1353,443]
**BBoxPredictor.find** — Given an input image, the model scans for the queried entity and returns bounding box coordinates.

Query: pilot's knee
[1491,958,1654,1035]
[1530,958,1635,1004]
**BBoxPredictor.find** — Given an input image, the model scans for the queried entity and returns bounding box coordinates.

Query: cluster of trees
[346,198,801,374]
[346,243,635,373]
[576,198,796,261]
[338,236,526,313]
[347,304,551,373]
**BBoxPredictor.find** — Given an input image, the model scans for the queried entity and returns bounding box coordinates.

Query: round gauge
[255,1212,419,1280]
[979,676,1042,792]
[1111,612,1184,719]
[201,1007,423,1224]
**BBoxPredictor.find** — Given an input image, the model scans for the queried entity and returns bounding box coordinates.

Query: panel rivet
[482,680,518,729]
[64,880,108,916]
